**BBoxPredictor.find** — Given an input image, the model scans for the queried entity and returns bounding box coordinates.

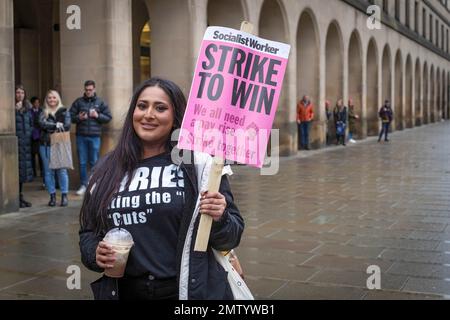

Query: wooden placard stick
[194,21,255,252]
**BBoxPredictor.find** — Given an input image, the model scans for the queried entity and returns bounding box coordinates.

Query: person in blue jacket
[79,77,244,300]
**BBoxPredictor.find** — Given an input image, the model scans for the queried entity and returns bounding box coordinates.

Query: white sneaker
[350,139,357,144]
[76,185,87,196]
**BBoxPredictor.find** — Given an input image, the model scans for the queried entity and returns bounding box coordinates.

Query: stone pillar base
[394,121,404,131]
[367,119,379,137]
[415,118,422,126]
[278,122,298,157]
[0,135,19,214]
[310,121,326,150]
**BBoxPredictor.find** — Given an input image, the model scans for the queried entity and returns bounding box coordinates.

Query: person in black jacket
[39,90,72,207]
[378,100,393,142]
[333,99,348,146]
[70,80,112,196]
[30,97,44,183]
[79,77,244,300]
[15,85,34,208]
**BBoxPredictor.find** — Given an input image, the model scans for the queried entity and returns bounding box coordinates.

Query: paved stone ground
[0,121,449,300]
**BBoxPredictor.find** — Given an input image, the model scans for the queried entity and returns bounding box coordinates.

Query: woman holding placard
[79,77,244,300]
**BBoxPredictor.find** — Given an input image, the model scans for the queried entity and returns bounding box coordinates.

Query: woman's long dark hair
[80,77,186,234]
[15,84,30,112]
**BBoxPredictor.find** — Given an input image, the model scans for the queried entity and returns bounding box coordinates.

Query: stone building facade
[1,0,449,214]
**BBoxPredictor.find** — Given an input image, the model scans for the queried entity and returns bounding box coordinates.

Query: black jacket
[39,107,72,146]
[15,104,34,184]
[333,106,348,124]
[379,106,393,123]
[70,94,112,137]
[79,157,244,300]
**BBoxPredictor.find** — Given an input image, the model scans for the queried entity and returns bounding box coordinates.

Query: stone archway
[297,10,320,148]
[366,39,379,136]
[348,31,363,139]
[405,55,413,128]
[14,0,60,99]
[325,22,343,105]
[415,59,421,126]
[437,68,441,122]
[132,0,150,88]
[394,50,403,130]
[325,22,344,141]
[423,63,429,124]
[441,71,446,120]
[382,45,392,103]
[142,0,192,92]
[448,71,450,120]
[259,0,291,155]
[430,66,435,123]
[207,0,244,29]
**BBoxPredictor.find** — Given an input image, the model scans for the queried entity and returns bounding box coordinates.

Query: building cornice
[341,0,450,61]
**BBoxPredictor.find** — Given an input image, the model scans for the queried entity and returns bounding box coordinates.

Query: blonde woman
[39,90,71,207]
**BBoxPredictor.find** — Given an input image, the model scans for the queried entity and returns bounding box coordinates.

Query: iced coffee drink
[103,228,134,278]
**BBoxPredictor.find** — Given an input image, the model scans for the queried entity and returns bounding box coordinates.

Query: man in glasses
[70,80,112,196]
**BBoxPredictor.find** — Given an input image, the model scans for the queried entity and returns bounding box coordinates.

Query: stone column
[101,0,134,152]
[60,0,133,186]
[0,0,19,214]
[188,0,207,74]
[360,46,368,139]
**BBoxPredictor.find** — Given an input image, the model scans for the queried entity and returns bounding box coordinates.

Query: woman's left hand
[200,191,227,222]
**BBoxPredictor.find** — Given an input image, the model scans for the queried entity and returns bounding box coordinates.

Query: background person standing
[378,100,393,143]
[297,95,315,150]
[333,99,347,146]
[30,97,44,183]
[15,85,33,208]
[70,80,112,196]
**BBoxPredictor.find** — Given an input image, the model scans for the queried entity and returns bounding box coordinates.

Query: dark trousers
[31,140,43,179]
[336,134,346,145]
[298,121,311,149]
[378,122,390,141]
[118,276,178,300]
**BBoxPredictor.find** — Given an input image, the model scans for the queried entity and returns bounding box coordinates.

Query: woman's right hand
[96,241,116,269]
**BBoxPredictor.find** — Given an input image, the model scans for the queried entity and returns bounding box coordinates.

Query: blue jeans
[299,121,311,149]
[76,135,101,186]
[379,123,390,141]
[39,145,69,194]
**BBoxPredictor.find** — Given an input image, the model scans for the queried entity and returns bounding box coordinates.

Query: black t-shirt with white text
[106,152,185,279]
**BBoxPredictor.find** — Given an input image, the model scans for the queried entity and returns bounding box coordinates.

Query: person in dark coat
[39,90,72,207]
[79,77,244,300]
[378,100,394,142]
[70,80,112,196]
[30,96,44,184]
[15,85,34,208]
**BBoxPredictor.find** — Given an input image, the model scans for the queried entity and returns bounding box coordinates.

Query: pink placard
[179,26,291,168]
